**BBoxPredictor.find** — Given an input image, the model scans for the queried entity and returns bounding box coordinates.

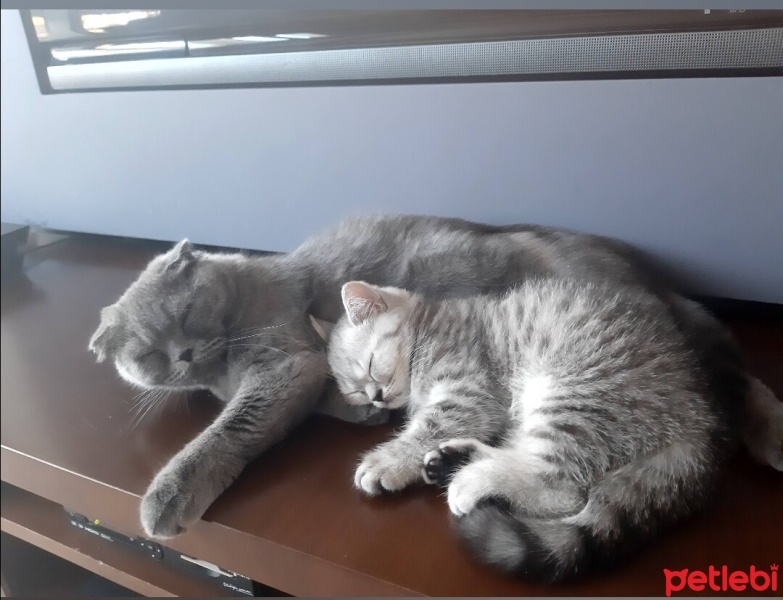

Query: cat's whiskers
[228,343,293,357]
[228,343,332,377]
[231,332,313,347]
[230,340,322,358]
[226,333,320,355]
[126,387,172,432]
[128,386,156,403]
[224,319,296,342]
[137,389,171,428]
[129,387,161,414]
[224,305,295,335]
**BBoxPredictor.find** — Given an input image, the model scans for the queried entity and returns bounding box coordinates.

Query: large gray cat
[88,215,781,539]
[324,279,748,580]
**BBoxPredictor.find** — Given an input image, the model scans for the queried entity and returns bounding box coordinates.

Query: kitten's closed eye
[180,301,194,328]
[367,354,397,386]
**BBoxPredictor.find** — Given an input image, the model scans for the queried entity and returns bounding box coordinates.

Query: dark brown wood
[0,485,210,597]
[1,235,781,596]
[1,530,139,597]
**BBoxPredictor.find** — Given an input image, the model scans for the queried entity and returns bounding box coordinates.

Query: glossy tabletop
[2,235,781,596]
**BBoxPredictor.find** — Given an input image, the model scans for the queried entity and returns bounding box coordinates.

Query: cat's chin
[380,397,408,410]
[114,360,188,390]
[345,397,371,408]
[115,361,150,389]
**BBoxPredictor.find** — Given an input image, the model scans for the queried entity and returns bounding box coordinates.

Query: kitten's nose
[179,348,193,363]
[372,390,384,404]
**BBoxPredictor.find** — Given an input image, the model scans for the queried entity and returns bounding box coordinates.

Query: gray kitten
[89,215,781,540]
[326,279,745,581]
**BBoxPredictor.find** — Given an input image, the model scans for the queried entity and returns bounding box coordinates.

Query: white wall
[2,11,782,302]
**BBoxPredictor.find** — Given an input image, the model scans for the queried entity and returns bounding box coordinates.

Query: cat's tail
[744,376,783,471]
[456,504,589,580]
[664,293,782,471]
[455,441,721,582]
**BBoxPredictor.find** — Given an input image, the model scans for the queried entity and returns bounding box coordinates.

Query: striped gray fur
[88,215,781,541]
[325,279,770,581]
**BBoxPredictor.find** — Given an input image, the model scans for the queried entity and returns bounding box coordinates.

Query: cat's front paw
[354,447,419,496]
[140,463,203,539]
[447,462,495,517]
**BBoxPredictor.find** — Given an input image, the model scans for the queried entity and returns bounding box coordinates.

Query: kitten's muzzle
[179,348,193,363]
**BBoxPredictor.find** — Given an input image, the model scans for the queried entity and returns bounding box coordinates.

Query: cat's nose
[372,390,384,404]
[179,348,193,363]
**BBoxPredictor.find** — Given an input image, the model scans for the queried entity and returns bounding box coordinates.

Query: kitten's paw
[422,440,477,485]
[439,438,490,457]
[354,448,418,496]
[447,463,495,517]
[422,449,448,485]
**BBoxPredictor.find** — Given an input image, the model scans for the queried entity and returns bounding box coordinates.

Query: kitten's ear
[341,281,411,325]
[341,281,387,325]
[309,314,335,343]
[89,305,120,363]
[165,239,195,274]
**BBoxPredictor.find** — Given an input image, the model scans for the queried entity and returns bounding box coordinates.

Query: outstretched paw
[140,465,199,539]
[354,446,419,495]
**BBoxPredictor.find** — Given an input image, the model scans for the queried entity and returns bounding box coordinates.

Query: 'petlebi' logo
[664,564,778,596]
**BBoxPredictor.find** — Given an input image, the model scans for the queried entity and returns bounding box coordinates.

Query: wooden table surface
[2,235,781,596]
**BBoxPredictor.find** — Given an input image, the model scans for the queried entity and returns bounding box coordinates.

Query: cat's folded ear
[340,281,411,326]
[88,305,121,363]
[164,239,196,275]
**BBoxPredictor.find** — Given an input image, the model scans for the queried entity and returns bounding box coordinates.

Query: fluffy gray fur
[89,215,781,540]
[326,279,744,580]
[89,240,332,538]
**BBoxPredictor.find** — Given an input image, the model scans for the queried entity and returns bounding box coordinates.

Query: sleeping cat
[325,279,747,580]
[89,215,782,540]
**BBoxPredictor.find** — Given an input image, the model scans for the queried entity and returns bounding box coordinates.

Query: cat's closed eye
[181,300,210,335]
[138,350,167,364]
[367,354,397,385]
[367,354,378,382]
[180,301,194,328]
